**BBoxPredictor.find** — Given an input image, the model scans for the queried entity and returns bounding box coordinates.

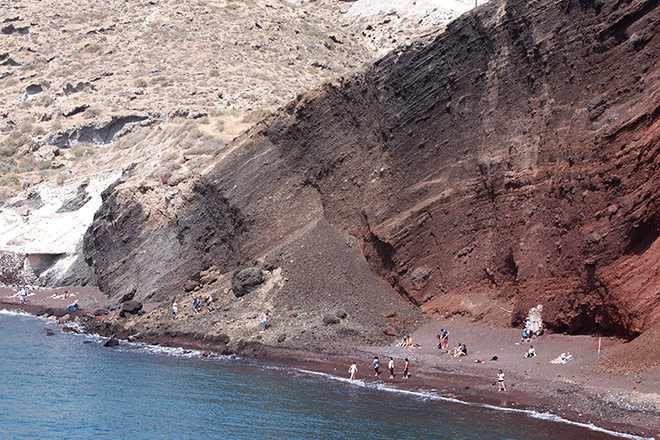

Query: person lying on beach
[348,363,358,380]
[524,346,537,358]
[398,335,418,348]
[550,352,573,364]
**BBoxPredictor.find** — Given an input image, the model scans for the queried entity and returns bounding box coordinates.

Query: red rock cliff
[85,0,659,339]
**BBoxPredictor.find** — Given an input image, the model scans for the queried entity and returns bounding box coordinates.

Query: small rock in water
[104,336,120,347]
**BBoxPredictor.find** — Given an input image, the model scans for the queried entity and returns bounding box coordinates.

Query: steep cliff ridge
[86,0,658,341]
[1,0,477,287]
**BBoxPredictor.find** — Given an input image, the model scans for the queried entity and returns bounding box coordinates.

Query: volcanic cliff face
[84,0,658,340]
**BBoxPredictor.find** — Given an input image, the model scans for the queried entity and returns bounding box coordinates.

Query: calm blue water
[0,312,627,440]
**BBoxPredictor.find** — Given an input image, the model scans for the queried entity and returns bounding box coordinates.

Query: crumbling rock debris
[1,23,30,35]
[48,114,152,148]
[56,182,91,213]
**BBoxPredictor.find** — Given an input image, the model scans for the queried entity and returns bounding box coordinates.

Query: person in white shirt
[348,363,358,380]
[171,301,178,320]
[497,370,506,392]
[388,357,395,379]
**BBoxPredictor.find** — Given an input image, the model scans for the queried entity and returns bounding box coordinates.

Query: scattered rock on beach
[119,300,143,317]
[322,315,341,325]
[383,326,397,336]
[183,280,199,292]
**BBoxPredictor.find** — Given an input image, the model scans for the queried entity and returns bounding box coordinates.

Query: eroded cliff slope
[85,0,658,343]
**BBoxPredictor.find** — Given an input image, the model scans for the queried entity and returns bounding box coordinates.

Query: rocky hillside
[82,0,658,347]
[0,0,476,288]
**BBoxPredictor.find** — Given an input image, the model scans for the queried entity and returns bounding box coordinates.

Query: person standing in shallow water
[348,363,358,381]
[372,356,381,377]
[388,357,395,379]
[497,370,506,392]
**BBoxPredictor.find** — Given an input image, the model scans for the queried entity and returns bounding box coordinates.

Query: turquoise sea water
[0,312,636,440]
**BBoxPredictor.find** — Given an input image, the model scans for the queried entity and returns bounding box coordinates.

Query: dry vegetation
[0,0,469,200]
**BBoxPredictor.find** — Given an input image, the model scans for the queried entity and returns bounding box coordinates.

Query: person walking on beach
[171,301,178,320]
[497,369,506,392]
[348,363,358,381]
[372,356,381,377]
[388,357,395,379]
[403,358,410,379]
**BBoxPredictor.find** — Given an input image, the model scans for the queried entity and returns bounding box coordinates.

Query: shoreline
[1,301,657,440]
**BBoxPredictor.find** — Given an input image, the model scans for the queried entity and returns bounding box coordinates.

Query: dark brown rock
[322,315,340,325]
[232,267,264,297]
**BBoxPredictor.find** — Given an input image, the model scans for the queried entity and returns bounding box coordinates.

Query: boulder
[383,326,397,337]
[335,310,348,320]
[93,308,110,316]
[120,300,143,316]
[322,315,341,325]
[277,334,287,343]
[183,279,198,292]
[232,267,264,297]
[104,336,120,347]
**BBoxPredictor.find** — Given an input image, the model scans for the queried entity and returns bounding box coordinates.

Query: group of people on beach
[348,356,411,381]
[170,294,214,319]
[435,328,469,358]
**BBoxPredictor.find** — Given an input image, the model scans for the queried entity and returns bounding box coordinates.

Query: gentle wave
[0,309,33,317]
[2,310,653,439]
[294,369,655,440]
[84,334,235,361]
